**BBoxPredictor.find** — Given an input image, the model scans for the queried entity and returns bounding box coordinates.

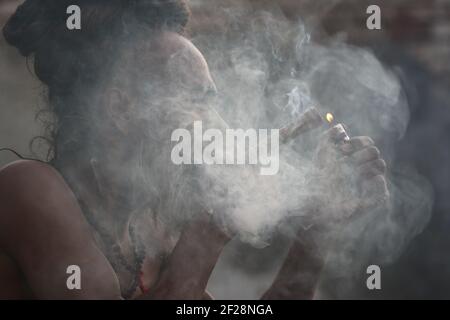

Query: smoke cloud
[185,1,432,297]
[19,0,433,299]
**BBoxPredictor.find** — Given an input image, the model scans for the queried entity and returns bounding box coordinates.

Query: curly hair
[3,0,190,164]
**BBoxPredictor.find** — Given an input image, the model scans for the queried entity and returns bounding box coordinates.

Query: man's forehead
[150,31,207,66]
[161,34,213,91]
[135,31,214,94]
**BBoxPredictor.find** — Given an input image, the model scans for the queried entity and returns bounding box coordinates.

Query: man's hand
[313,124,390,223]
[145,212,231,300]
[263,124,390,300]
[339,135,389,210]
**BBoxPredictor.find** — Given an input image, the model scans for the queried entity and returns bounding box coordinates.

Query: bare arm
[143,215,230,300]
[262,227,325,300]
[0,160,122,299]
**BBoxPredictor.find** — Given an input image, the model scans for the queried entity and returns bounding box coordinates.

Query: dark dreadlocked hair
[3,0,190,164]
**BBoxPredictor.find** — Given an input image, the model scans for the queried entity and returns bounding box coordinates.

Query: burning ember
[326,113,334,124]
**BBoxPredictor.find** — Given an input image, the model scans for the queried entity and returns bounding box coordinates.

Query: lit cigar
[280,107,324,144]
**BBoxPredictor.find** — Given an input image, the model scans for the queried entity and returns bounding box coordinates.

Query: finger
[360,175,390,209]
[321,123,349,144]
[349,146,381,166]
[339,136,374,154]
[357,158,386,178]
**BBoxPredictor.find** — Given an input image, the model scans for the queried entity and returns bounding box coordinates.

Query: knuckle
[357,136,374,146]
[350,136,374,150]
[368,146,380,158]
[376,158,387,170]
[365,136,375,146]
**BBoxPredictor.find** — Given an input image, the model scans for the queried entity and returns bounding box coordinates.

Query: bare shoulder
[0,161,121,299]
[0,160,73,208]
[0,160,88,245]
[0,159,64,186]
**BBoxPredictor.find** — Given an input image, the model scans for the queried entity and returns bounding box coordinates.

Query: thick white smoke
[179,1,432,297]
[56,0,433,298]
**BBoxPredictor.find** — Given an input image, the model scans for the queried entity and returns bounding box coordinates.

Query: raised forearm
[262,227,326,300]
[144,218,229,300]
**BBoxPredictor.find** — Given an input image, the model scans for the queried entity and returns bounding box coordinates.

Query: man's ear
[106,88,133,135]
